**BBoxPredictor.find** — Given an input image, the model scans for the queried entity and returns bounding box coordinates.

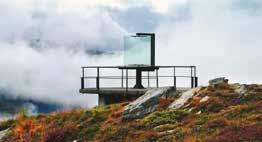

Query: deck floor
[79,87,189,95]
[80,87,149,95]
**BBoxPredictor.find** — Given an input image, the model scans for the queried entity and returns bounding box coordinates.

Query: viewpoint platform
[79,33,198,105]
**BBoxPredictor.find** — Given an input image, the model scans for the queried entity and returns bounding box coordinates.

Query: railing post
[191,67,194,88]
[191,77,194,88]
[81,68,85,89]
[173,67,176,90]
[121,69,124,88]
[126,69,128,92]
[194,67,198,87]
[195,77,198,87]
[82,67,85,77]
[148,71,150,88]
[96,67,100,90]
[81,77,84,89]
[191,66,193,78]
[156,69,159,88]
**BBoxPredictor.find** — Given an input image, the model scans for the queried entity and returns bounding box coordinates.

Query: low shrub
[130,130,158,142]
[42,123,74,142]
[142,109,189,127]
[200,97,224,113]
[194,114,210,125]
[173,127,187,140]
[226,103,261,120]
[206,117,229,129]
[113,128,128,137]
[244,92,262,102]
[156,97,175,111]
[206,123,262,142]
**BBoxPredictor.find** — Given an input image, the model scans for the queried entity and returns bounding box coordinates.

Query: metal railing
[80,66,198,91]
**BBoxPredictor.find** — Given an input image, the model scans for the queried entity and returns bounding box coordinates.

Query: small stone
[188,107,195,112]
[153,124,177,132]
[200,96,209,103]
[234,84,248,96]
[196,111,202,114]
[157,129,176,137]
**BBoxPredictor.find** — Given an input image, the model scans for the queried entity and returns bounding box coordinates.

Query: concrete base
[80,87,149,105]
[80,87,187,105]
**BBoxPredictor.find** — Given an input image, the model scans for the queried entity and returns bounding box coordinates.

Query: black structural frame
[135,33,155,66]
[128,33,155,88]
[80,33,199,91]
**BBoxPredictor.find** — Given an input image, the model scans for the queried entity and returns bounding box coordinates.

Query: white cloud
[1,0,262,108]
[150,0,189,14]
[57,0,129,11]
[15,0,189,14]
[0,0,127,50]
[0,0,125,107]
[0,41,122,107]
[156,0,262,84]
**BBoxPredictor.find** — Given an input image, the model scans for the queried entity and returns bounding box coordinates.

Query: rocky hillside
[0,78,261,142]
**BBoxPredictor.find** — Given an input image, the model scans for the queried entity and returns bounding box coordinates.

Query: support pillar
[98,94,106,105]
[134,69,144,89]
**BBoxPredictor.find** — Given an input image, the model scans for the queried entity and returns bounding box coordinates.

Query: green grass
[141,109,189,127]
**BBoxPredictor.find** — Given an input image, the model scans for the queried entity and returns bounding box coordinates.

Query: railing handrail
[82,75,194,79]
[81,65,196,69]
[80,65,198,91]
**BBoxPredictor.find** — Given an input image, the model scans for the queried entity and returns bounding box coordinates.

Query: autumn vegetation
[0,83,261,142]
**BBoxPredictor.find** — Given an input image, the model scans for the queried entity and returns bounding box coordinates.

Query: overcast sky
[0,0,262,107]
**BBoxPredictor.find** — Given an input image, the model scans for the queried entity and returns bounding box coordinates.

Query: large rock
[122,87,178,120]
[169,87,202,109]
[0,128,9,140]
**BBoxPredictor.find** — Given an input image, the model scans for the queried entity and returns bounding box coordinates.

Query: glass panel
[124,36,151,66]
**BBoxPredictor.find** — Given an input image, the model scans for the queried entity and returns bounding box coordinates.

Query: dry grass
[42,123,74,142]
[206,123,262,142]
[156,96,175,111]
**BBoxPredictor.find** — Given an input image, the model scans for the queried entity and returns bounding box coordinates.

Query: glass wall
[124,36,151,66]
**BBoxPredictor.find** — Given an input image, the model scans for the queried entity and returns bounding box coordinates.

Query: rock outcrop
[208,77,228,88]
[0,129,9,140]
[168,87,202,109]
[123,87,179,120]
[233,84,249,96]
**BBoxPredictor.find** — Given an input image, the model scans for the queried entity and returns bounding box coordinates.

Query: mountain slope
[0,81,261,142]
[0,90,63,118]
